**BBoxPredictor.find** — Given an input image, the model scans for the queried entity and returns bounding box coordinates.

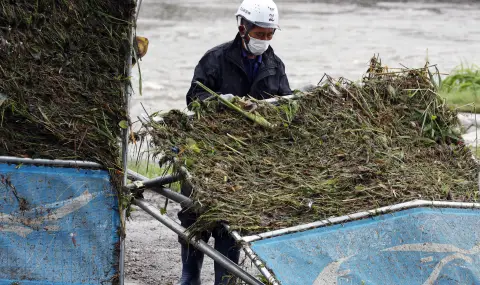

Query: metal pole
[242,200,480,243]
[119,0,136,282]
[133,199,264,285]
[125,174,181,190]
[127,169,149,181]
[230,230,280,285]
[0,156,103,169]
[126,169,193,206]
[128,169,265,283]
[149,187,193,208]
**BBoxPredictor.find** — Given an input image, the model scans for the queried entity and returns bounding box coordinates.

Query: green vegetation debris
[141,57,479,237]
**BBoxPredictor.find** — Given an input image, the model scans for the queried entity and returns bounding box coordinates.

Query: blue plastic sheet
[251,207,480,285]
[0,163,120,285]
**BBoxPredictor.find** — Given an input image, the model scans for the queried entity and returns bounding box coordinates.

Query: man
[180,1,291,284]
[186,0,291,109]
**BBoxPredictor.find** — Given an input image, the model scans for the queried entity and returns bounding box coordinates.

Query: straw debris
[143,57,479,236]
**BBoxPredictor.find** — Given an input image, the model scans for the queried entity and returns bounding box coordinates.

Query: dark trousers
[178,210,240,285]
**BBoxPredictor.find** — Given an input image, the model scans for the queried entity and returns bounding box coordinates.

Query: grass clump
[0,0,134,171]
[440,65,480,113]
[141,57,479,236]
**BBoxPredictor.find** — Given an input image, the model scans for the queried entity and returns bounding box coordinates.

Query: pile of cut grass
[142,57,479,236]
[0,1,134,171]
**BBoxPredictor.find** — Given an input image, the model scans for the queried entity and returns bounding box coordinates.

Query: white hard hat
[235,0,280,30]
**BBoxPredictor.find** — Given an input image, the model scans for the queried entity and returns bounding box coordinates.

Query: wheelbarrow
[126,170,480,285]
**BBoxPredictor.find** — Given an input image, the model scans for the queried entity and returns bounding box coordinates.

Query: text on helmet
[240,7,251,15]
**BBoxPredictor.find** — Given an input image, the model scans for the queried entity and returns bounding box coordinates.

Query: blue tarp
[251,207,480,285]
[0,163,120,285]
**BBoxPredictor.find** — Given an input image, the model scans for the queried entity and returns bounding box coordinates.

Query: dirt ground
[124,190,259,285]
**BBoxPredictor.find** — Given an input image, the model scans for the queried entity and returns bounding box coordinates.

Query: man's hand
[219,94,235,102]
[217,94,257,112]
[236,99,258,112]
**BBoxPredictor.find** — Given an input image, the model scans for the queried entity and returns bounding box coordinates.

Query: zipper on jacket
[251,67,276,89]
[226,54,249,81]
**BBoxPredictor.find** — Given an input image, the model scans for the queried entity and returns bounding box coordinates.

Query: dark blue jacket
[186,33,292,108]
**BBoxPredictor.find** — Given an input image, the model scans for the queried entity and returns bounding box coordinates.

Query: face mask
[247,37,270,56]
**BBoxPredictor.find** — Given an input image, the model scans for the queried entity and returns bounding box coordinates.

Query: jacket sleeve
[278,61,292,96]
[186,52,220,108]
